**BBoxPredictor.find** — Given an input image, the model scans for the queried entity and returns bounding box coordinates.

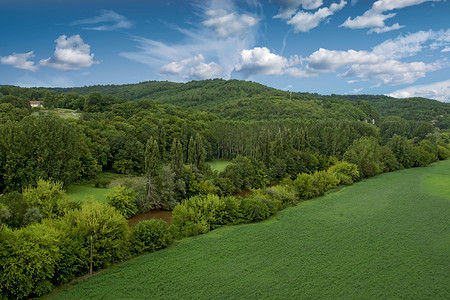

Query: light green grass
[207,159,231,173]
[50,161,450,299]
[66,185,113,203]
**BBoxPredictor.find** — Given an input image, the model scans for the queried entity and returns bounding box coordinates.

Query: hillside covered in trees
[44,79,450,125]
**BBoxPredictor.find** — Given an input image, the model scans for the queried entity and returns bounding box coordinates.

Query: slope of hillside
[48,160,450,299]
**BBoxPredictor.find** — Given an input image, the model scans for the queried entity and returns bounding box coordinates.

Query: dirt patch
[127,210,173,227]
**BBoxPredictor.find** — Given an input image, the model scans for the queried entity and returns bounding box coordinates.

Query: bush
[293,173,316,200]
[240,197,270,222]
[94,177,111,188]
[0,223,61,299]
[327,161,359,185]
[259,185,298,209]
[131,219,173,254]
[171,194,227,238]
[311,170,340,196]
[106,184,138,218]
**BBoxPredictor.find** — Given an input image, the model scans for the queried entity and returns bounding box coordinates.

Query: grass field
[66,185,113,203]
[50,160,450,299]
[207,159,231,173]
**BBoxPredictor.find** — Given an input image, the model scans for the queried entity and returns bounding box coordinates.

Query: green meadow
[66,185,113,203]
[50,160,450,299]
[207,159,231,173]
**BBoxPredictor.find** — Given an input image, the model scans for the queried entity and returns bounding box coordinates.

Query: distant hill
[14,79,450,126]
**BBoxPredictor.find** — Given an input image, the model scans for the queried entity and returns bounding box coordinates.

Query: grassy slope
[50,161,450,299]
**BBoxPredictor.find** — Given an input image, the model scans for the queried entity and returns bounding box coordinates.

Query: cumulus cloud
[234,29,447,86]
[1,51,38,71]
[234,47,308,78]
[71,10,132,31]
[235,47,289,76]
[160,54,222,79]
[286,0,346,32]
[306,48,384,72]
[442,47,450,53]
[388,79,450,102]
[272,0,324,19]
[340,0,441,34]
[40,35,99,71]
[203,9,259,38]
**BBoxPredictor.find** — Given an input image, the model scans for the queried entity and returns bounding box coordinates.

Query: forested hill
[337,94,450,128]
[48,79,450,124]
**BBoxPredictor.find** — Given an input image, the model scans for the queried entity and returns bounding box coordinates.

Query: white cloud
[71,10,132,31]
[388,79,450,102]
[340,0,441,33]
[306,48,385,72]
[203,9,259,38]
[234,47,309,78]
[40,35,99,71]
[235,47,289,76]
[272,0,324,19]
[1,51,38,71]
[442,47,450,53]
[286,0,346,32]
[160,54,222,79]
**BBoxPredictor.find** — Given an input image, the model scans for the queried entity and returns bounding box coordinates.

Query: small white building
[30,101,43,108]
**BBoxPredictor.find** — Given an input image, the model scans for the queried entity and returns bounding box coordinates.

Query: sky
[1,0,449,102]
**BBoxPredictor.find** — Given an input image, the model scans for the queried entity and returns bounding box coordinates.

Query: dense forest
[1,79,450,299]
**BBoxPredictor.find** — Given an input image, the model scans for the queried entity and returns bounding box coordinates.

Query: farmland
[48,160,450,299]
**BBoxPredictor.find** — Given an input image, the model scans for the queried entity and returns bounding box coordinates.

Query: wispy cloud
[203,9,259,38]
[40,35,99,71]
[71,10,132,31]
[272,0,324,19]
[388,79,450,102]
[121,0,259,81]
[340,0,441,34]
[1,51,38,71]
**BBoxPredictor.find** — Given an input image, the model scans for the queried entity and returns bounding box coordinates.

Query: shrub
[240,197,270,222]
[94,177,111,188]
[292,173,316,200]
[131,219,173,254]
[311,170,340,196]
[437,144,450,160]
[327,161,359,185]
[171,194,227,238]
[0,223,61,299]
[106,184,138,218]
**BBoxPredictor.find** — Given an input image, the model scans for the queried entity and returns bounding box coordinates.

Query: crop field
[49,160,450,299]
[207,159,231,173]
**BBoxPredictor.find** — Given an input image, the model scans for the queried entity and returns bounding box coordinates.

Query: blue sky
[1,0,449,102]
